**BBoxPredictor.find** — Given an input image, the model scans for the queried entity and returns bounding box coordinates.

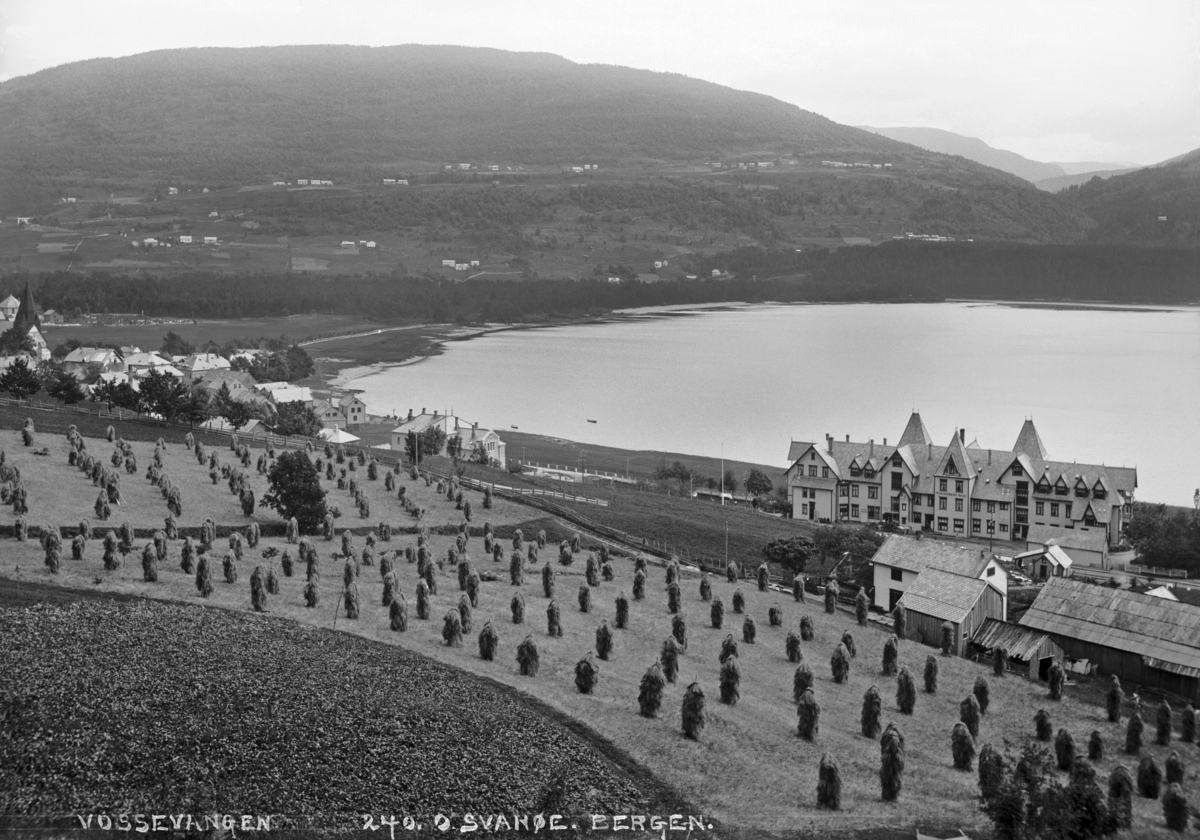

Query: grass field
[4,427,1196,837]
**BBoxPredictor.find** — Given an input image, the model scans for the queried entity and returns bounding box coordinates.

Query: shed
[971,618,1064,679]
[1020,577,1200,702]
[897,568,1005,656]
[1014,544,1073,581]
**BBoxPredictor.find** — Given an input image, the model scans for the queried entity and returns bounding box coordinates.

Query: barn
[896,568,1006,657]
[971,618,1065,680]
[1019,577,1200,702]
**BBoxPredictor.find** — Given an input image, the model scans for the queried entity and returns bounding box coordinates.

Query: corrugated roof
[870,534,991,578]
[1026,525,1108,554]
[972,618,1061,662]
[898,568,988,624]
[1019,578,1200,675]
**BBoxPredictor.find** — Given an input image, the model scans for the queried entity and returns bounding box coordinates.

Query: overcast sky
[2,0,1196,165]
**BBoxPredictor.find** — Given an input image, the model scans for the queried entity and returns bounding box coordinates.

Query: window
[891,568,903,582]
[839,504,849,518]
[891,499,901,513]
[1065,503,1073,518]
[972,519,981,532]
[987,501,996,514]
[850,466,862,477]
[1093,485,1107,500]
[891,472,902,490]
[868,486,879,500]
[939,497,947,510]
[1012,464,1023,476]
[851,504,860,517]
[892,453,903,467]
[868,506,880,519]
[851,484,859,498]
[939,478,948,492]
[929,495,936,507]
[986,566,996,577]
[1000,502,1010,511]
[800,503,808,516]
[972,500,981,512]
[1036,502,1045,515]
[946,460,959,476]
[999,523,1009,533]
[938,517,948,531]
[1055,482,1067,496]
[955,498,964,512]
[1050,503,1059,517]
[954,518,965,532]
[840,485,849,497]
[955,480,964,494]
[911,494,920,507]
[1016,509,1028,524]
[863,467,875,479]
[808,466,817,477]
[822,467,830,479]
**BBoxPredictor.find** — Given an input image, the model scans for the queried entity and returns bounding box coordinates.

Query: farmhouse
[869,534,1008,617]
[390,411,507,469]
[177,353,231,375]
[441,259,456,268]
[337,393,368,426]
[168,187,178,195]
[1020,577,1200,702]
[203,237,218,245]
[311,399,345,428]
[179,235,193,244]
[896,568,1006,656]
[62,347,123,377]
[785,413,1136,558]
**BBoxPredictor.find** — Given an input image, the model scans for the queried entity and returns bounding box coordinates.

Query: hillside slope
[1034,168,1139,193]
[860,125,1066,183]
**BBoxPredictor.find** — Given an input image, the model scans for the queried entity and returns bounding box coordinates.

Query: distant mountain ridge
[859,126,1066,182]
[1034,168,1140,193]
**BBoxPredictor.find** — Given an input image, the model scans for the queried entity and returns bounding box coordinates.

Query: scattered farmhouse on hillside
[390,410,507,469]
[786,413,1136,562]
[1020,577,1200,702]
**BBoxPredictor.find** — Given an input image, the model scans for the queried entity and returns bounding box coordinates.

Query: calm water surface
[353,303,1200,505]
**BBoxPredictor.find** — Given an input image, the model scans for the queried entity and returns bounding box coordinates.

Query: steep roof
[1020,577,1200,678]
[935,431,977,480]
[1026,525,1108,554]
[1014,544,1073,570]
[870,534,991,578]
[11,281,40,333]
[898,568,989,624]
[1013,419,1049,460]
[897,411,933,447]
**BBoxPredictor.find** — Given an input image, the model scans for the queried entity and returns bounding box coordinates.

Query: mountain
[1052,161,1141,176]
[1034,168,1140,193]
[859,126,1066,183]
[1058,147,1200,244]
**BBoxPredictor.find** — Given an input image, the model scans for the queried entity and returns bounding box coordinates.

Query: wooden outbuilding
[971,617,1064,679]
[897,568,1005,657]
[1020,577,1200,702]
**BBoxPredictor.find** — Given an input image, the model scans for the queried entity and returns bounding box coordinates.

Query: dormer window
[1093,483,1107,500]
[1011,464,1023,476]
[850,466,862,477]
[946,459,959,476]
[892,453,903,467]
[1075,481,1089,498]
[1054,479,1068,496]
[863,467,875,479]
[1036,478,1051,494]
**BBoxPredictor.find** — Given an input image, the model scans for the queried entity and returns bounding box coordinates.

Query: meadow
[2,419,1197,838]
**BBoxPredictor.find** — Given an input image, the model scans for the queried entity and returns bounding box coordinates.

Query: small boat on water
[587,419,597,424]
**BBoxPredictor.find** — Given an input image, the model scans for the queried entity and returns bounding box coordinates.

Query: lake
[351,302,1200,505]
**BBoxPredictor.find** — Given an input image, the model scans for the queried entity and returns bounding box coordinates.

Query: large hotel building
[785,413,1137,549]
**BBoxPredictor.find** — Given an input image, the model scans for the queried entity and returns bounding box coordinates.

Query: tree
[272,401,322,439]
[46,365,85,404]
[745,468,774,497]
[262,450,327,534]
[213,381,254,429]
[0,358,41,400]
[0,326,37,357]
[762,535,815,573]
[420,425,447,457]
[722,469,738,494]
[284,344,314,380]
[160,331,195,357]
[91,378,140,412]
[137,369,191,422]
[446,434,464,462]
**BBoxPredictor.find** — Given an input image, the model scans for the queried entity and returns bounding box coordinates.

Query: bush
[861,685,882,738]
[1126,712,1144,754]
[719,657,741,706]
[517,635,539,677]
[951,722,975,771]
[1035,709,1053,741]
[796,689,819,739]
[742,615,756,645]
[1088,729,1104,762]
[940,621,953,655]
[547,601,562,637]
[595,621,614,660]
[974,676,990,715]
[710,596,724,629]
[800,614,814,641]
[824,580,838,614]
[1048,661,1065,700]
[961,694,981,738]
[720,634,739,665]
[660,637,680,684]
[881,637,898,676]
[786,629,802,664]
[699,574,711,602]
[817,753,841,810]
[841,630,856,658]
[1108,765,1134,829]
[1138,755,1162,799]
[681,682,705,740]
[793,573,805,603]
[633,570,646,601]
[794,664,814,702]
[1165,750,1185,785]
[896,668,916,714]
[667,581,681,614]
[855,588,869,625]
[574,653,598,694]
[732,588,745,614]
[831,643,850,684]
[478,621,498,661]
[1055,728,1075,771]
[1157,700,1173,745]
[1163,782,1189,832]
[638,662,665,718]
[880,723,904,801]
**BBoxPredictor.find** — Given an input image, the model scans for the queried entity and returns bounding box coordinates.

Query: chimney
[845,434,850,443]
[883,438,887,447]
[826,434,833,451]
[959,428,965,444]
[421,407,425,415]
[988,448,992,466]
[869,439,874,458]
[455,416,459,431]
[407,409,413,420]
[927,445,932,461]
